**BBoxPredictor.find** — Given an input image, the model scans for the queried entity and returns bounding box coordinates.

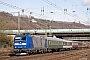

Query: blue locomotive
[14,34,47,55]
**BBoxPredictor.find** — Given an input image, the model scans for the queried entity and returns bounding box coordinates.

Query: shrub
[0,33,13,48]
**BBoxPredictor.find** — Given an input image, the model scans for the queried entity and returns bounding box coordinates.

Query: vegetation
[0,33,13,48]
[0,16,5,29]
[0,11,90,30]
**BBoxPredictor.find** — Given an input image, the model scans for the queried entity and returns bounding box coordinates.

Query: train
[13,34,89,55]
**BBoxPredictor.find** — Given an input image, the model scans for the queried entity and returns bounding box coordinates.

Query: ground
[0,48,90,60]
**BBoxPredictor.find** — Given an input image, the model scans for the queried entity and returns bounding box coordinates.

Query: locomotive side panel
[32,35,46,49]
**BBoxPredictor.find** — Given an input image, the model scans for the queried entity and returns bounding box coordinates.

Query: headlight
[14,46,17,48]
[24,46,26,48]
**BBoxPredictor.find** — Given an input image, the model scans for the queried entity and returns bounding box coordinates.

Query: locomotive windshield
[15,36,26,41]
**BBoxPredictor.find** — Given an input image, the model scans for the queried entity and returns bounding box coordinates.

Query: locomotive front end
[14,35,27,53]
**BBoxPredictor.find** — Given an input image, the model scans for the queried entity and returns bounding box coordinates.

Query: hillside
[0,11,89,30]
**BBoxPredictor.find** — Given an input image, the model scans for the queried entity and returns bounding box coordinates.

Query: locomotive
[13,34,89,55]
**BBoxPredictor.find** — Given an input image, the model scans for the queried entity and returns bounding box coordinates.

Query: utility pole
[18,12,20,35]
[22,9,24,17]
[87,8,90,11]
[41,7,44,15]
[29,12,33,22]
[41,6,48,36]
[11,12,20,35]
[49,11,55,37]
[86,8,90,44]
[87,8,90,42]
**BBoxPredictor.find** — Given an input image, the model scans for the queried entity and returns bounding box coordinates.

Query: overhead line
[42,0,86,22]
[0,1,22,10]
[68,0,89,20]
[0,0,53,20]
[69,0,86,13]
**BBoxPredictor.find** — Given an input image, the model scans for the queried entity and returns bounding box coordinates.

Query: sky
[0,0,90,25]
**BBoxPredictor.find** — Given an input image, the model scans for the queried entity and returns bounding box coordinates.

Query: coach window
[67,42,69,45]
[63,42,65,45]
[49,41,51,45]
[67,42,72,45]
[58,41,62,45]
[70,42,72,45]
[63,42,67,45]
[65,42,67,45]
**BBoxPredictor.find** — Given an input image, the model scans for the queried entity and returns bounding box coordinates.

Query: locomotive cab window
[15,37,21,40]
[15,37,26,41]
[22,37,26,41]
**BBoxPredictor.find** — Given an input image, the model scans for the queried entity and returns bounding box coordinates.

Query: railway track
[0,48,90,60]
